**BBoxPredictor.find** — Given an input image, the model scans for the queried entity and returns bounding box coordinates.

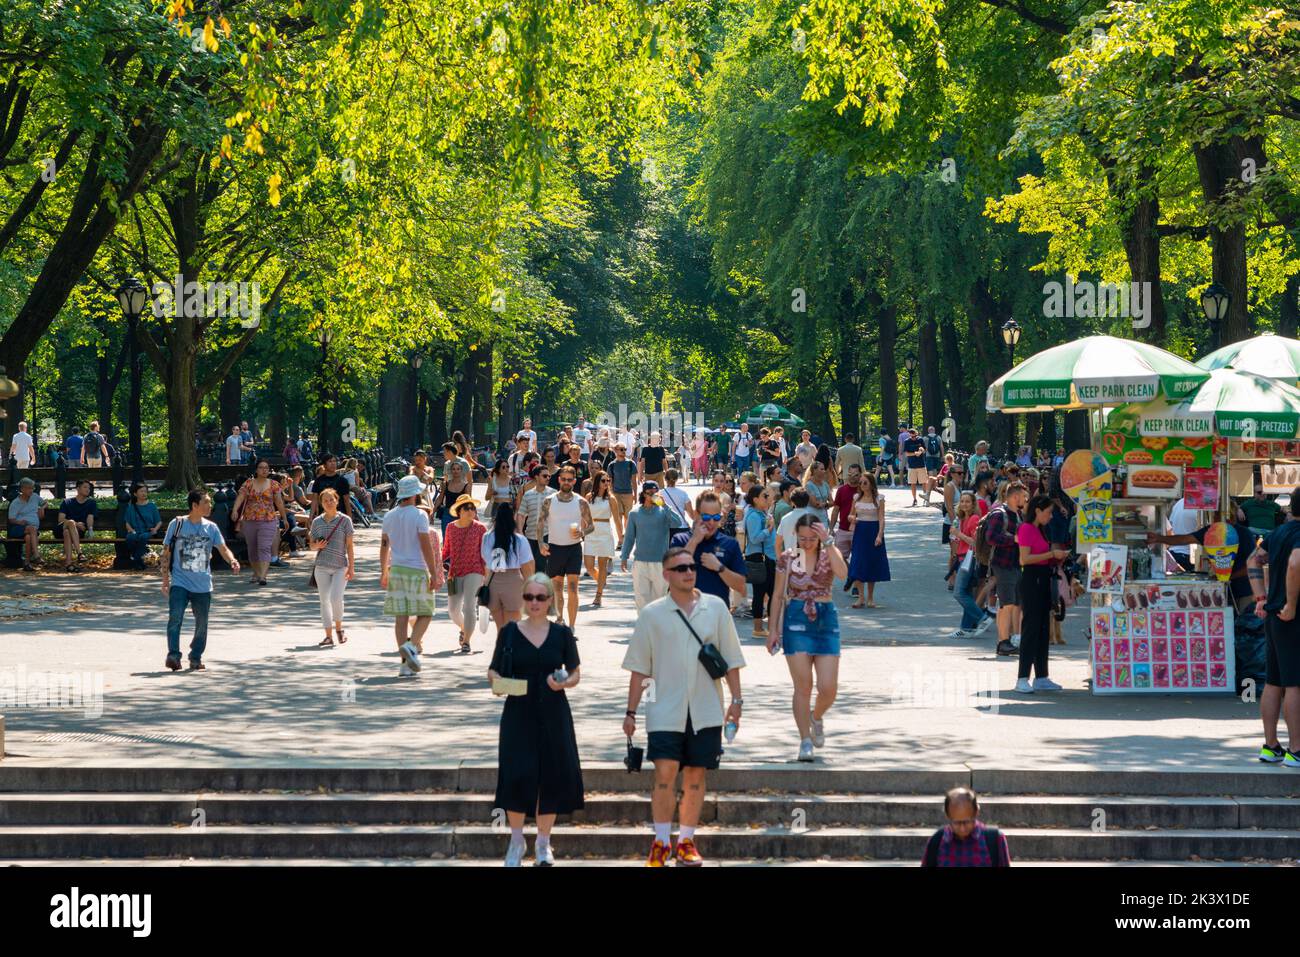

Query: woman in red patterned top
[766,514,849,763]
[442,494,487,653]
[232,458,288,586]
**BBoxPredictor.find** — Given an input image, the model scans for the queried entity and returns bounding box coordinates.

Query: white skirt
[585,522,615,558]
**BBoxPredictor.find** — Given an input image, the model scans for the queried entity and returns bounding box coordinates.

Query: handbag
[491,624,529,697]
[676,609,730,680]
[308,514,346,588]
[477,572,495,608]
[744,554,768,585]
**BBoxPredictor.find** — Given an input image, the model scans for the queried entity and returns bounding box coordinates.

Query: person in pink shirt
[442,495,488,653]
[1013,494,1071,694]
[829,464,862,562]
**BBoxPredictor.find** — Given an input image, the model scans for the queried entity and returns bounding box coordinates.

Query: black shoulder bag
[676,608,730,680]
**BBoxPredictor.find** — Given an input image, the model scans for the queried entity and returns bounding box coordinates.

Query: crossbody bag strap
[165,517,183,575]
[675,607,708,649]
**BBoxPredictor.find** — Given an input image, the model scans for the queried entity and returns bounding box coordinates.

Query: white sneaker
[1032,677,1063,691]
[535,841,554,866]
[1009,633,1021,650]
[1013,678,1034,694]
[401,640,422,673]
[810,714,825,748]
[398,663,415,677]
[505,837,526,867]
[798,738,815,762]
[945,628,974,640]
[972,618,994,636]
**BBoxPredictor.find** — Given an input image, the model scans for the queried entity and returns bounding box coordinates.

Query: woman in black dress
[488,572,584,866]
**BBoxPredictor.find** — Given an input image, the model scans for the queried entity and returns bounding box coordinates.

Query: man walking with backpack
[876,429,898,488]
[984,481,1028,656]
[921,788,1011,867]
[82,421,107,468]
[921,426,944,504]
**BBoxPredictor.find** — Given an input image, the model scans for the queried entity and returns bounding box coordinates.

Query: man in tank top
[539,465,594,633]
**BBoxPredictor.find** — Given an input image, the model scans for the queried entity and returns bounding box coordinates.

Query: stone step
[0,857,1270,868]
[1,792,1294,829]
[0,823,1296,861]
[2,764,1296,797]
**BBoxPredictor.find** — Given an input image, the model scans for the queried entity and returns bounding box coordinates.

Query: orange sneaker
[674,837,704,866]
[646,839,672,867]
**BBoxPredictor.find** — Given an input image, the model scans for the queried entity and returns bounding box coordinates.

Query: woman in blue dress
[846,472,890,608]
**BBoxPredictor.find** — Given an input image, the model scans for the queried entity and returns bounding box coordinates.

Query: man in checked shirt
[921,788,1012,867]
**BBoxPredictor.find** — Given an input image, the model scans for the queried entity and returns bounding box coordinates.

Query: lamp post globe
[1200,282,1230,323]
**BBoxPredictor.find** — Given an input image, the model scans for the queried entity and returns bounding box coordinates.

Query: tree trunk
[969,277,1013,455]
[871,291,898,436]
[1040,412,1057,456]
[450,355,473,436]
[1101,161,1168,344]
[919,314,942,430]
[472,341,493,443]
[938,318,972,449]
[1281,274,1300,338]
[1194,141,1250,345]
[1063,409,1090,455]
[96,351,117,443]
[219,366,242,431]
[163,348,203,492]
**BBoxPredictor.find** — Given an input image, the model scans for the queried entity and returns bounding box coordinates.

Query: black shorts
[647,714,722,770]
[941,523,951,545]
[1265,615,1300,687]
[528,538,544,568]
[546,542,583,578]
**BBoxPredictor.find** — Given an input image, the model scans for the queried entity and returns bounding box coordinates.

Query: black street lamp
[903,355,917,429]
[1200,282,1231,322]
[115,278,149,484]
[849,367,863,440]
[317,324,332,454]
[1001,319,1022,456]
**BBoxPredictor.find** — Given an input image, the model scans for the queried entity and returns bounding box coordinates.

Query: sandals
[319,636,335,647]
[336,630,347,644]
[592,596,603,608]
[851,600,865,608]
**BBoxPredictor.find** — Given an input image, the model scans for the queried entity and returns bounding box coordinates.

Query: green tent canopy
[744,403,805,426]
[1196,333,1300,384]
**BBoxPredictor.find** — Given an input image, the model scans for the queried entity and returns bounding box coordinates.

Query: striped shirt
[310,513,354,568]
[519,485,553,540]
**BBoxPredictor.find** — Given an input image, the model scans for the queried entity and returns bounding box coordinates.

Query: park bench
[1,501,190,570]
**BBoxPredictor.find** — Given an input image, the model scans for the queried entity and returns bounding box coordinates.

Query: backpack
[881,435,896,457]
[83,431,104,456]
[925,434,941,455]
[922,826,1007,867]
[973,505,1011,567]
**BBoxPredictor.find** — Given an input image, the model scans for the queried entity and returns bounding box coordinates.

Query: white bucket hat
[396,474,424,500]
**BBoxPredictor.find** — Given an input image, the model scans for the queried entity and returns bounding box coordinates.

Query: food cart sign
[1075,379,1159,404]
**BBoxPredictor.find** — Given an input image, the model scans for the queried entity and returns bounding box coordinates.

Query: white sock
[654,822,671,843]
[679,825,696,841]
[535,833,550,849]
[510,827,524,842]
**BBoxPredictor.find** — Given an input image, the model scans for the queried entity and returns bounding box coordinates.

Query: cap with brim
[598,436,610,446]
[641,481,659,492]
[396,474,424,500]
[451,494,480,514]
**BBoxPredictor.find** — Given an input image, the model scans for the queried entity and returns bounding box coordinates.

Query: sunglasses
[523,592,549,602]
[699,512,723,522]
[667,563,697,573]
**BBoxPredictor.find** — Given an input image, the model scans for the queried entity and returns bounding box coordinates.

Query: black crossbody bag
[676,609,730,680]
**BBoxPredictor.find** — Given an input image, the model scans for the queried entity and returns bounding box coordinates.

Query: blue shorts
[782,600,841,656]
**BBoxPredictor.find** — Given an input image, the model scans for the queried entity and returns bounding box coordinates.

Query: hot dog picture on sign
[1125,463,1182,499]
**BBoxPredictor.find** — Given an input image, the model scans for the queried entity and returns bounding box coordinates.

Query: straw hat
[450,493,480,515]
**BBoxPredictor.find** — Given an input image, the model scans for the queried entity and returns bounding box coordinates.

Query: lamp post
[115,278,149,484]
[412,353,424,451]
[903,355,917,429]
[317,324,332,454]
[1200,282,1231,323]
[1001,319,1022,457]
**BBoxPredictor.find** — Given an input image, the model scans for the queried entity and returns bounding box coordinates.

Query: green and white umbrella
[744,403,805,426]
[1197,333,1300,383]
[986,336,1209,412]
[1108,368,1300,439]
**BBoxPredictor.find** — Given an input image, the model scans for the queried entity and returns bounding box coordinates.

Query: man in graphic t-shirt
[160,488,241,671]
[903,429,927,506]
[732,425,753,475]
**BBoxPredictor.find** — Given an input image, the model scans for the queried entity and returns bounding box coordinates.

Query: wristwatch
[625,709,636,717]
[730,698,744,707]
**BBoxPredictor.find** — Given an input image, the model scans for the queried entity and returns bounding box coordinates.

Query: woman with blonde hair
[583,472,616,607]
[488,572,583,866]
[310,487,356,646]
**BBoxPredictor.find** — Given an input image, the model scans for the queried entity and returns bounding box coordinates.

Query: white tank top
[547,493,582,543]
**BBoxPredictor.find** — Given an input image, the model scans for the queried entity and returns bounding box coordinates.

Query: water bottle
[724,719,738,743]
[552,666,569,687]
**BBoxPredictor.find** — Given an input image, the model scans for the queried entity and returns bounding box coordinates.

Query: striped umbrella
[1108,368,1300,439]
[1196,333,1300,383]
[986,336,1209,411]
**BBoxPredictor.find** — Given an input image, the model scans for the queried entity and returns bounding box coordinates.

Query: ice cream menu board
[1090,582,1234,694]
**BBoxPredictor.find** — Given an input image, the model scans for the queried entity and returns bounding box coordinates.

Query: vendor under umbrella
[1146,520,1260,614]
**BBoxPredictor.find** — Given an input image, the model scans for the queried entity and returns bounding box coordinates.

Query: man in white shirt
[572,416,592,459]
[379,475,444,677]
[622,546,745,867]
[8,421,35,468]
[516,417,538,454]
[775,488,817,554]
[1165,496,1200,572]
[732,424,754,475]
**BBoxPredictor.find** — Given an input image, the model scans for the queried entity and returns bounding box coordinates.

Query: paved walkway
[0,484,1268,771]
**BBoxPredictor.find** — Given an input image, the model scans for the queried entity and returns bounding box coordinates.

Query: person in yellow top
[622,546,745,867]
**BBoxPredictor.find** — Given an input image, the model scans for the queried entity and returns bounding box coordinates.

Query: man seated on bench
[59,479,97,572]
[123,481,163,569]
[8,477,45,571]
